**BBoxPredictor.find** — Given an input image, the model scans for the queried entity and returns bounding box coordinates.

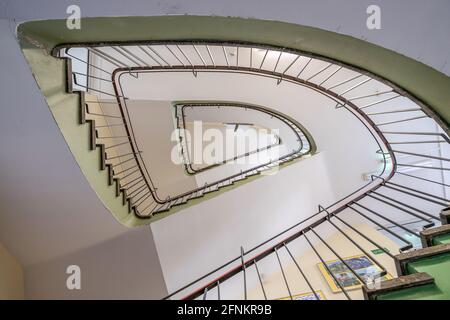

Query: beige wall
[0,242,24,299]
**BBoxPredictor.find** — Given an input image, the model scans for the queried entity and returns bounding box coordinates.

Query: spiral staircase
[17,16,449,300]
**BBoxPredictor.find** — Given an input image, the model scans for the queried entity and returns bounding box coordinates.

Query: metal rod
[89,48,128,68]
[398,164,450,171]
[117,46,147,66]
[296,57,312,78]
[86,111,122,119]
[377,116,429,126]
[206,45,215,66]
[105,141,130,150]
[127,183,147,198]
[65,50,112,75]
[307,63,332,81]
[259,49,268,69]
[367,108,422,116]
[382,131,449,140]
[366,193,435,225]
[119,175,143,188]
[347,205,413,249]
[393,150,450,162]
[371,191,439,221]
[333,214,395,259]
[319,66,342,86]
[389,140,447,145]
[309,227,367,284]
[134,192,152,208]
[327,74,363,90]
[193,45,206,66]
[147,46,171,66]
[124,179,145,193]
[72,80,121,98]
[253,259,267,300]
[222,46,230,67]
[139,199,156,214]
[96,135,130,139]
[281,55,300,75]
[116,168,140,181]
[137,45,162,66]
[348,90,394,101]
[240,247,247,300]
[327,218,387,278]
[303,231,351,299]
[383,184,448,207]
[165,45,185,66]
[387,181,449,202]
[397,172,450,188]
[339,78,371,96]
[273,50,283,72]
[274,247,293,300]
[217,281,220,300]
[111,155,136,167]
[203,287,207,300]
[72,71,113,83]
[95,123,125,128]
[353,202,420,237]
[176,45,195,68]
[359,94,401,110]
[284,243,319,300]
[106,151,141,160]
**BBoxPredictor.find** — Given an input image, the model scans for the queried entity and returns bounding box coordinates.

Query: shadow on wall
[23,228,167,299]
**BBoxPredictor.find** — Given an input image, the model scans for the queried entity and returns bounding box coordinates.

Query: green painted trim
[377,283,444,300]
[434,234,450,246]
[404,253,450,300]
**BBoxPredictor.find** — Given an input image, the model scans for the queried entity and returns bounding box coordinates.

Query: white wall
[24,228,167,299]
[152,152,343,292]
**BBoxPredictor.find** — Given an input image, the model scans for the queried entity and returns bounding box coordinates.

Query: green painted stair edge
[16,16,450,227]
[433,234,450,246]
[374,251,450,300]
[420,225,450,248]
[363,272,437,300]
[381,244,450,300]
[403,253,450,300]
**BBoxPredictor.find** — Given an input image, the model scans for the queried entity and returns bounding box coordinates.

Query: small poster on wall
[317,254,392,293]
[277,290,326,300]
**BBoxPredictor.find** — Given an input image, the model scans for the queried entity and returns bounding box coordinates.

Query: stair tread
[363,272,434,300]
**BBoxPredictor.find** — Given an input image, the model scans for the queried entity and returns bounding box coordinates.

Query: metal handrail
[55,42,449,300]
[175,102,308,175]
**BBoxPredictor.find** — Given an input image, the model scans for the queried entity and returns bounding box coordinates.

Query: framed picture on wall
[317,254,392,293]
[277,290,326,300]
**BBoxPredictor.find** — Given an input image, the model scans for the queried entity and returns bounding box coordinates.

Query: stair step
[106,164,113,186]
[420,224,450,247]
[86,119,96,150]
[363,272,434,300]
[377,244,450,300]
[96,144,106,170]
[114,178,120,197]
[440,207,450,225]
[395,243,450,276]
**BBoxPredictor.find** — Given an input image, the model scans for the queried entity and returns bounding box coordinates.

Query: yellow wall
[0,243,24,299]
